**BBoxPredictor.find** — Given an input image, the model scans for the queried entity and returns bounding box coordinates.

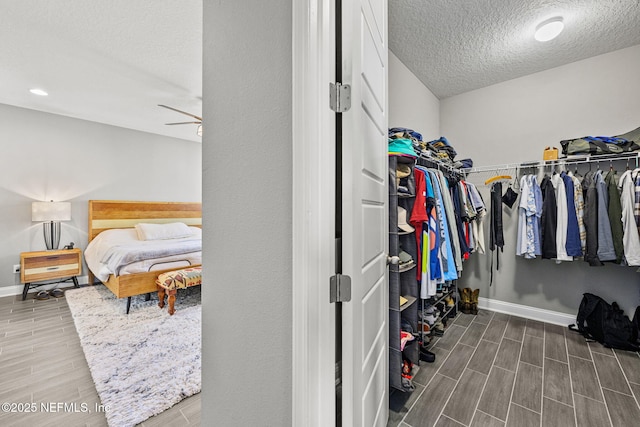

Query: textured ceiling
[1,1,639,142]
[0,0,202,142]
[390,0,640,99]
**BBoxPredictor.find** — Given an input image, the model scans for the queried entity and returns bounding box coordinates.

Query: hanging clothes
[427,170,458,282]
[539,175,557,259]
[619,169,640,266]
[605,169,624,264]
[516,175,542,259]
[551,173,572,262]
[568,172,587,255]
[489,181,504,285]
[561,172,582,257]
[595,170,616,261]
[581,171,603,266]
[424,171,442,286]
[410,168,428,281]
[466,182,487,255]
[451,183,471,260]
[436,171,463,272]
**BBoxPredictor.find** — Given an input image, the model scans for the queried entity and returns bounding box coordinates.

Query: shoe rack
[389,155,421,392]
[418,285,458,351]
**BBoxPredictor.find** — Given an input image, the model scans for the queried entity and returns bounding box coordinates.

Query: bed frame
[87,200,202,302]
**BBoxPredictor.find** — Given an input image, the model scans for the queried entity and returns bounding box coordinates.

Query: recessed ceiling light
[534,17,564,42]
[29,88,48,96]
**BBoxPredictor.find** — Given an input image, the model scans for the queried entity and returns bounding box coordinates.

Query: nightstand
[20,248,82,300]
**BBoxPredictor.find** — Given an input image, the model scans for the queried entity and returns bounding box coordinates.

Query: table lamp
[32,201,71,250]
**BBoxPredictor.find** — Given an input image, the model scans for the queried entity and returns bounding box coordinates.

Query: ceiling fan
[158,104,202,136]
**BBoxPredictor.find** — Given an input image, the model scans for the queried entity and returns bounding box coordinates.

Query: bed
[85,200,202,310]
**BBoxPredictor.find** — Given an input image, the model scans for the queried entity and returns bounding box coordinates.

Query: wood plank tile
[524,319,544,338]
[493,338,521,372]
[505,403,540,427]
[544,323,568,363]
[473,309,495,325]
[613,349,640,384]
[404,374,457,427]
[459,322,488,348]
[519,335,543,367]
[569,356,603,402]
[543,358,573,406]
[592,352,632,395]
[388,384,426,427]
[565,328,592,360]
[442,369,488,425]
[0,293,194,427]
[511,362,542,413]
[477,367,516,421]
[412,346,450,387]
[481,318,508,344]
[453,312,475,327]
[467,340,499,375]
[503,316,526,342]
[435,415,466,427]
[438,343,476,381]
[493,312,510,322]
[573,394,611,427]
[470,411,505,427]
[602,388,640,427]
[631,382,640,404]
[177,394,201,424]
[140,407,189,427]
[435,324,468,351]
[542,398,575,427]
[589,341,614,356]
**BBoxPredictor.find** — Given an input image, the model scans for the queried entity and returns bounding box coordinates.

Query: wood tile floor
[0,288,200,427]
[388,309,640,427]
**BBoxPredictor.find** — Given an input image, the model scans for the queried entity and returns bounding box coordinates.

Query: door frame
[292,0,337,425]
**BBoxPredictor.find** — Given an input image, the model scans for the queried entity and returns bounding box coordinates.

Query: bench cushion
[156,266,202,290]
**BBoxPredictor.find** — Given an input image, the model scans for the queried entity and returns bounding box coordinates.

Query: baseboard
[0,275,91,298]
[478,297,576,326]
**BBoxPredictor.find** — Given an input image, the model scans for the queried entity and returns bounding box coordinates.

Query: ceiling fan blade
[165,121,202,125]
[158,104,202,121]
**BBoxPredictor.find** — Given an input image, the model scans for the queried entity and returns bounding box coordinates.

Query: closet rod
[415,153,464,176]
[462,152,640,175]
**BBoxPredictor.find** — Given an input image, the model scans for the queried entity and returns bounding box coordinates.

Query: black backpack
[569,293,640,351]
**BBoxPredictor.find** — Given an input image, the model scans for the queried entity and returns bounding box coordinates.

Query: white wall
[0,103,201,291]
[389,51,440,140]
[441,44,640,317]
[202,1,292,425]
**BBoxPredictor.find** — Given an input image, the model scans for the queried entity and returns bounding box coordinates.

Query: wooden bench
[156,266,202,315]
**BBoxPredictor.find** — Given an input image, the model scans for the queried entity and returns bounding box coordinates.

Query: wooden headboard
[88,200,202,242]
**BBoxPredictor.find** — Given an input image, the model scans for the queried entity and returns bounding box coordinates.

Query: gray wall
[0,103,201,290]
[201,1,292,425]
[441,44,640,317]
[389,51,440,141]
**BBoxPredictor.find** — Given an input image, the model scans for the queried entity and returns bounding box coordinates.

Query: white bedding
[85,227,202,282]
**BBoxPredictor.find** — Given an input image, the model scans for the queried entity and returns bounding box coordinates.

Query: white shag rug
[65,284,201,427]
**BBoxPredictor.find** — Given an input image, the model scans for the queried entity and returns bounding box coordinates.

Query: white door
[340,0,389,425]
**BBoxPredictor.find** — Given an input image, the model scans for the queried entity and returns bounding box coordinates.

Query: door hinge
[330,274,352,303]
[329,82,351,112]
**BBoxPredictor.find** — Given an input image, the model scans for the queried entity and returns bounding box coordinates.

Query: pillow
[134,222,193,240]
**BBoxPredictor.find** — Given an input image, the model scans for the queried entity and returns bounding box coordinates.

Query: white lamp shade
[32,201,71,222]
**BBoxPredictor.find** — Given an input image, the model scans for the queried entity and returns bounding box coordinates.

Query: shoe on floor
[35,290,49,300]
[50,289,64,298]
[420,349,436,363]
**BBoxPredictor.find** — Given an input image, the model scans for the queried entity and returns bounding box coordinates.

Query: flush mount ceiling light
[29,88,48,96]
[534,17,564,42]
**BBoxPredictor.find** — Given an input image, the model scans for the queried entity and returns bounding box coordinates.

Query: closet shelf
[400,295,417,312]
[462,151,640,175]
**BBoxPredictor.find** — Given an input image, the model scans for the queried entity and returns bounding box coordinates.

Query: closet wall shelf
[400,295,417,312]
[462,151,640,175]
